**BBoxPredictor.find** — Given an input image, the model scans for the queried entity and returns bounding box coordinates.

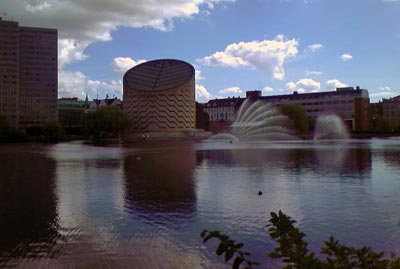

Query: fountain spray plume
[209,99,300,141]
[314,114,350,140]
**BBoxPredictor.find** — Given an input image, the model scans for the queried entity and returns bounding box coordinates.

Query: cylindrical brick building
[123,59,195,138]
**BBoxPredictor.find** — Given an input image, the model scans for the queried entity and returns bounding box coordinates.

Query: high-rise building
[0,18,57,128]
[0,19,19,127]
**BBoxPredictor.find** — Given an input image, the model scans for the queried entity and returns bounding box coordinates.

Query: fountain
[209,99,300,141]
[313,114,349,140]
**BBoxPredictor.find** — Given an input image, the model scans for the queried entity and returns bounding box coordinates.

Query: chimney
[246,90,262,99]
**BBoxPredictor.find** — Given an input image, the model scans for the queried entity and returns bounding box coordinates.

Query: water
[1,139,400,268]
[210,100,299,141]
[314,114,350,140]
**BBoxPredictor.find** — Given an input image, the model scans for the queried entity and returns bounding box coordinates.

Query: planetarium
[123,59,195,138]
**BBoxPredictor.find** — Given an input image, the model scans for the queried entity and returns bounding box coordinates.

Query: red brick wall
[354,97,370,131]
[209,121,232,134]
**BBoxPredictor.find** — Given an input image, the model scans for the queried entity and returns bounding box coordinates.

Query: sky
[2,0,400,103]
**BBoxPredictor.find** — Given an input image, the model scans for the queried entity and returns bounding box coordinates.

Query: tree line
[0,106,131,143]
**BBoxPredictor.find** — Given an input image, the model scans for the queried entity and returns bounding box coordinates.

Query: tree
[82,106,131,141]
[41,120,64,142]
[278,104,309,133]
[201,210,400,269]
[0,116,27,142]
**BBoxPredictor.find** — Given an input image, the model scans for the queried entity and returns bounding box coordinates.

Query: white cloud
[263,86,274,92]
[195,69,205,81]
[111,57,146,75]
[87,79,123,96]
[370,86,398,101]
[378,86,392,91]
[107,80,123,95]
[59,71,123,99]
[369,92,400,100]
[58,70,88,98]
[306,43,324,52]
[305,70,322,76]
[2,0,235,67]
[196,84,213,102]
[219,86,243,95]
[58,39,89,68]
[285,78,321,93]
[325,79,348,90]
[198,35,298,80]
[339,54,353,61]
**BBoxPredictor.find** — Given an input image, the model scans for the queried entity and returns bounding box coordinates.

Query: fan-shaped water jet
[209,99,300,142]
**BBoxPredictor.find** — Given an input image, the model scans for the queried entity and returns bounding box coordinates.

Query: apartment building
[381,95,400,129]
[204,87,370,133]
[0,18,57,128]
[259,87,370,131]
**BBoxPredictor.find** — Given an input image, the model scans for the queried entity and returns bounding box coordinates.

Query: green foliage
[202,210,400,269]
[41,120,64,142]
[278,104,309,133]
[267,211,321,269]
[82,106,131,141]
[200,230,259,269]
[0,116,12,138]
[320,236,400,269]
[0,116,28,142]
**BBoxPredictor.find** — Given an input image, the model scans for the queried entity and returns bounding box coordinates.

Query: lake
[1,139,400,268]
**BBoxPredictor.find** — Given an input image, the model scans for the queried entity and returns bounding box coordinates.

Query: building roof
[204,87,369,108]
[58,99,86,106]
[123,59,194,92]
[205,97,244,108]
[382,95,400,102]
[58,99,86,110]
[259,87,368,102]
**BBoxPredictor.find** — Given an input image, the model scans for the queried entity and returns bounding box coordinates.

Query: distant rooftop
[123,59,194,92]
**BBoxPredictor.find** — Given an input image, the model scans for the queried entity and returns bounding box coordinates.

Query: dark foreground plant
[200,230,259,269]
[201,210,400,269]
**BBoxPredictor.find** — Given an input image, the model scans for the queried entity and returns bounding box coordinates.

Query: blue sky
[3,0,400,102]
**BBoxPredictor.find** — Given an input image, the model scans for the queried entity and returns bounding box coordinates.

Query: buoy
[258,191,263,196]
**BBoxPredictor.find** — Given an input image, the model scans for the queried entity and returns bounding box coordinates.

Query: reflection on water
[0,145,60,267]
[0,140,400,268]
[198,146,371,176]
[123,148,197,215]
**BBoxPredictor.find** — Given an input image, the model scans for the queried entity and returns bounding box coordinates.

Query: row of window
[383,104,400,111]
[384,112,400,118]
[0,64,18,70]
[207,100,355,112]
[19,56,57,62]
[306,107,352,113]
[209,112,235,121]
[205,107,235,112]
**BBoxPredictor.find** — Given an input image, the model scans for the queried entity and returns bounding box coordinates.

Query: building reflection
[381,150,400,168]
[196,145,371,178]
[314,147,371,177]
[123,147,197,216]
[0,150,60,266]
